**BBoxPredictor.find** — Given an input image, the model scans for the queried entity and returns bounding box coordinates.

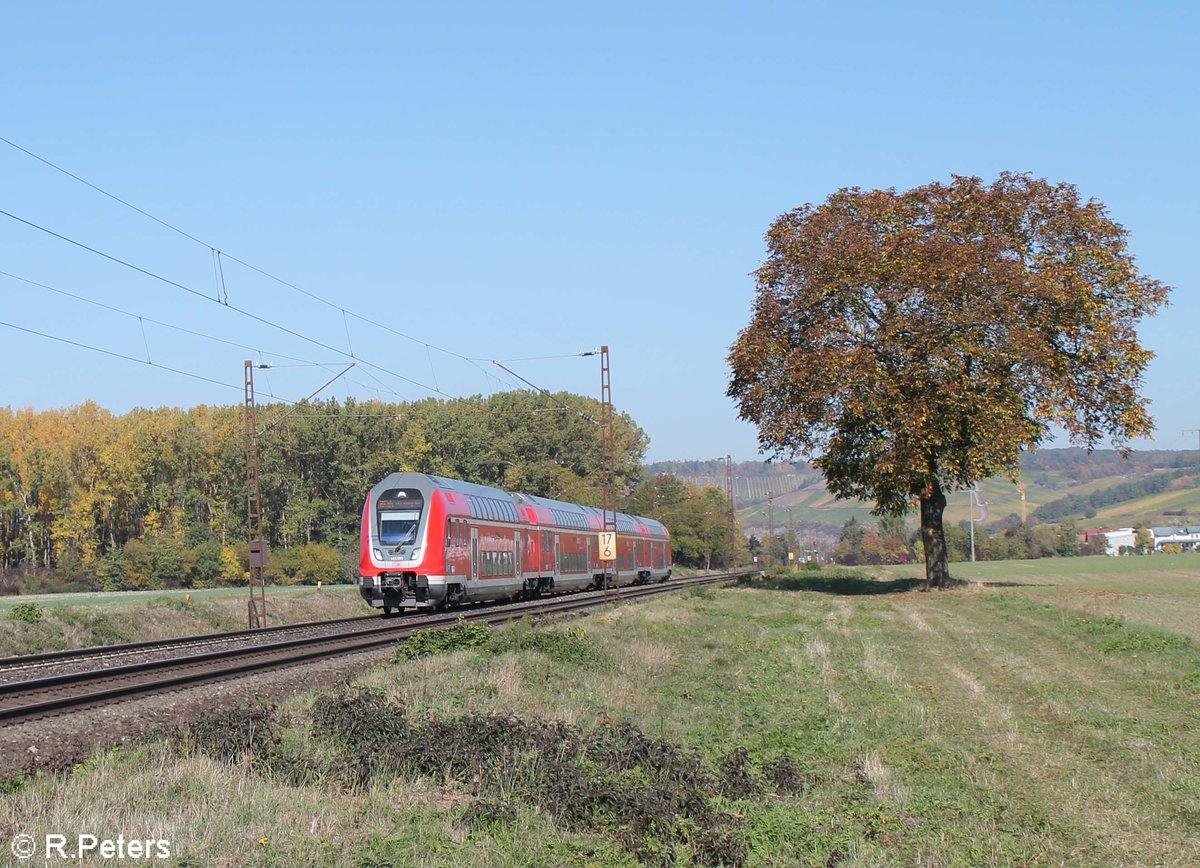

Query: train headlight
[373,548,383,560]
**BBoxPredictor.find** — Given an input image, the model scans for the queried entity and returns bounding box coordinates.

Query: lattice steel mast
[599,345,617,598]
[245,360,268,629]
[725,453,736,568]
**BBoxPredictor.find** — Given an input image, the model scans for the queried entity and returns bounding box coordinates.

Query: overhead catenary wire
[0,135,521,392]
[476,351,601,362]
[0,207,451,399]
[0,268,406,401]
[0,318,289,400]
[0,319,403,421]
[259,363,356,436]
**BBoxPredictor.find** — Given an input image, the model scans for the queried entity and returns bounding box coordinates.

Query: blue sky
[2,1,1196,462]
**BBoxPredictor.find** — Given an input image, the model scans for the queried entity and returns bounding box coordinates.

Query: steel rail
[0,613,381,669]
[0,573,747,724]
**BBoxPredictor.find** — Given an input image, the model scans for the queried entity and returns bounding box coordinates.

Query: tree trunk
[919,479,951,589]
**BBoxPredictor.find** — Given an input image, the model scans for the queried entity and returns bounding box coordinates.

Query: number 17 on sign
[598,532,616,562]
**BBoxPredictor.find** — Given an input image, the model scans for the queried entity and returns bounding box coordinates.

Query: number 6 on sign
[597,531,616,562]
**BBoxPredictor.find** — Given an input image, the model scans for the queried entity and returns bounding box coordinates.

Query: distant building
[1081,527,1137,556]
[1150,527,1200,551]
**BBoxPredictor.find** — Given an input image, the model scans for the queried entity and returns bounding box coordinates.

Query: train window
[445,519,452,551]
[379,510,419,546]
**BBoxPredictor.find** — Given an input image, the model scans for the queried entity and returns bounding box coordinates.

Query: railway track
[0,573,745,725]
[0,613,383,682]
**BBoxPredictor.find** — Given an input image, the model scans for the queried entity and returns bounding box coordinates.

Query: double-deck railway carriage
[358,472,672,613]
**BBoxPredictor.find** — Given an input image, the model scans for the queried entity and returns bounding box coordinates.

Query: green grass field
[881,553,1200,641]
[0,583,356,611]
[0,584,364,656]
[4,556,1199,865]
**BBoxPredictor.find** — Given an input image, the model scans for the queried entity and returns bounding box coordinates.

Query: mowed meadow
[4,556,1199,866]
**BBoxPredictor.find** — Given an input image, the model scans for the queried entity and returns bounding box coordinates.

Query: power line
[0,318,285,400]
[0,207,450,398]
[258,364,356,436]
[0,320,370,415]
[0,135,515,392]
[0,134,211,247]
[0,268,408,402]
[480,351,602,362]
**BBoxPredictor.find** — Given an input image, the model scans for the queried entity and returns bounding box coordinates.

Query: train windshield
[376,488,424,546]
[380,511,420,545]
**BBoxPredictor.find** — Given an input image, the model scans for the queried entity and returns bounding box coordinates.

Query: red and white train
[359,472,672,613]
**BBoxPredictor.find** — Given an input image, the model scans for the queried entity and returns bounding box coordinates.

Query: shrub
[268,543,343,585]
[396,619,493,660]
[306,689,751,866]
[8,602,44,623]
[488,621,601,665]
[149,535,188,588]
[187,540,224,588]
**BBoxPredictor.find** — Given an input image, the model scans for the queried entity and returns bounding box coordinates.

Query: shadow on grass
[976,581,1057,588]
[749,574,928,595]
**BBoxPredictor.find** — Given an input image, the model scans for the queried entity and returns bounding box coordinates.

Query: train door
[554,534,561,575]
[515,531,522,578]
[471,527,479,580]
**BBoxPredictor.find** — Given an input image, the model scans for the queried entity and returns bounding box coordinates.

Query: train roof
[514,493,669,539]
[372,471,512,501]
[370,474,669,537]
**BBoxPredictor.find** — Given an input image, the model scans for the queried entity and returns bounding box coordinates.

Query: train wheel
[382,605,394,616]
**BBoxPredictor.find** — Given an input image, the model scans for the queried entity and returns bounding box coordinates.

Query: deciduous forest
[1,391,735,591]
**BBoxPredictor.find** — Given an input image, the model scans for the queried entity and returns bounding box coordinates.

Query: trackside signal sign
[598,532,616,561]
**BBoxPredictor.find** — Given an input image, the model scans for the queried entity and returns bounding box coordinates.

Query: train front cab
[359,475,442,613]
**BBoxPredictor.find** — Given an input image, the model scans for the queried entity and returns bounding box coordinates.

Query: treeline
[0,391,648,589]
[825,516,1105,567]
[624,475,740,570]
[1020,448,1200,485]
[1032,467,1200,523]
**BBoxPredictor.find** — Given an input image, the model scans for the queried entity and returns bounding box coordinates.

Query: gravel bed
[0,644,396,780]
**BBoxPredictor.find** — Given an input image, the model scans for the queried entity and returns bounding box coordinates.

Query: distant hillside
[647,449,1200,539]
[644,459,822,502]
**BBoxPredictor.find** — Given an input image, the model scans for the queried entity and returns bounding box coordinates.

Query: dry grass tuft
[861,642,900,684]
[629,639,674,675]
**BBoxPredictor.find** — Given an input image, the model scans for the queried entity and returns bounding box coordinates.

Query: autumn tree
[728,173,1169,587]
[624,474,736,569]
